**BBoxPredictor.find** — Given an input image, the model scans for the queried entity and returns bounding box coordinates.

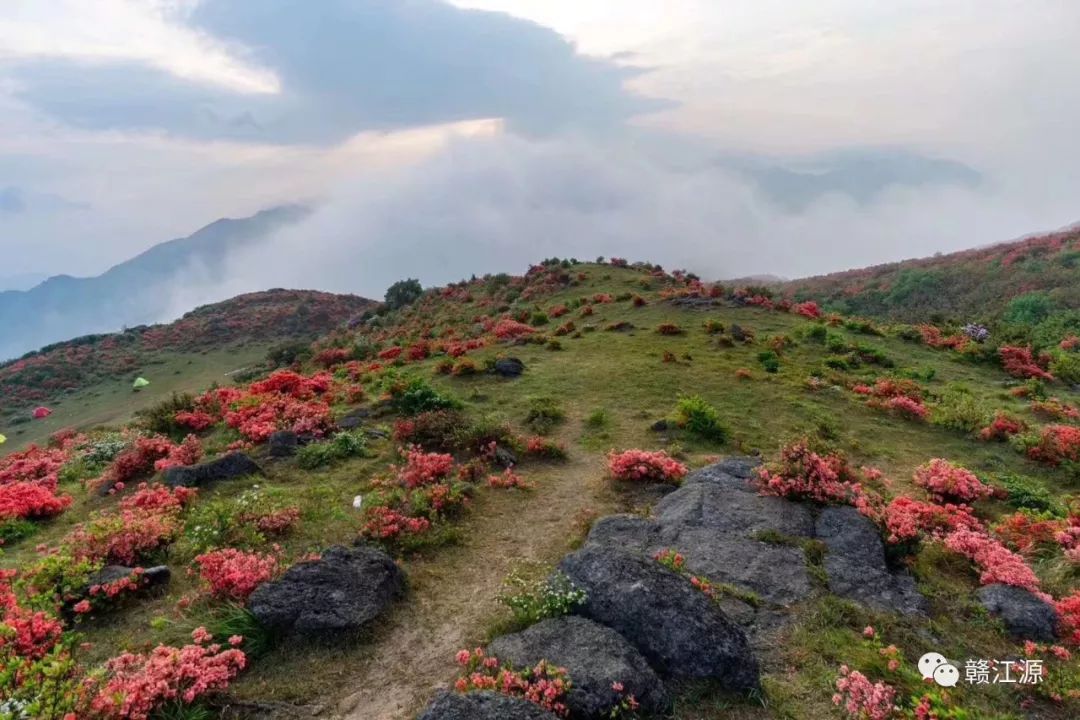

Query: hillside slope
[780,226,1080,333]
[1,260,1077,720]
[0,205,308,359]
[0,288,373,447]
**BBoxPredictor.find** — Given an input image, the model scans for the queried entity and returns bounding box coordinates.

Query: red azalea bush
[942,528,1045,596]
[396,447,455,488]
[487,469,531,489]
[66,487,193,565]
[1056,592,1080,646]
[881,497,984,544]
[832,665,897,720]
[85,627,246,720]
[0,444,69,489]
[493,319,537,340]
[1024,424,1080,465]
[792,301,821,319]
[1,570,65,660]
[252,507,301,535]
[883,395,928,421]
[607,449,687,484]
[1000,345,1054,381]
[0,482,72,521]
[360,506,432,540]
[978,411,1025,441]
[314,346,351,368]
[119,483,196,513]
[755,440,865,505]
[912,459,992,503]
[152,434,203,472]
[194,549,279,602]
[1031,398,1080,422]
[378,346,403,361]
[174,410,215,431]
[523,436,567,460]
[993,512,1066,556]
[454,648,571,717]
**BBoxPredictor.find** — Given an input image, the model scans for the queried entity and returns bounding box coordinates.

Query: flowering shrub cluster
[943,528,1045,596]
[0,482,72,522]
[194,548,279,602]
[1023,424,1080,465]
[1031,397,1080,422]
[881,497,983,544]
[755,440,866,505]
[606,449,687,484]
[359,447,470,543]
[978,411,1025,441]
[1000,345,1054,381]
[523,436,568,460]
[76,567,153,614]
[492,319,537,340]
[454,648,571,717]
[792,300,821,319]
[488,469,532,489]
[66,485,195,564]
[85,627,246,720]
[152,434,203,472]
[832,665,897,720]
[883,395,928,421]
[912,459,992,503]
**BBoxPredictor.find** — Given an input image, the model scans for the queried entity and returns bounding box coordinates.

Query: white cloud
[0,0,278,93]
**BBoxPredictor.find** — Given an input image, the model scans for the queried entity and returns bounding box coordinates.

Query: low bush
[395,378,460,415]
[607,449,687,484]
[498,568,587,628]
[673,395,728,443]
[525,396,566,434]
[296,429,370,469]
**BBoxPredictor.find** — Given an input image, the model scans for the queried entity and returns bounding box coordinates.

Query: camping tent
[0,434,6,444]
[132,377,150,389]
[32,406,52,419]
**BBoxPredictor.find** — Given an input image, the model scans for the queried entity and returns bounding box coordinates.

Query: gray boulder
[653,479,815,539]
[558,545,759,689]
[163,452,262,488]
[268,431,299,457]
[88,564,171,589]
[249,545,404,639]
[487,616,669,719]
[977,584,1060,641]
[815,507,927,616]
[493,358,526,377]
[417,692,559,720]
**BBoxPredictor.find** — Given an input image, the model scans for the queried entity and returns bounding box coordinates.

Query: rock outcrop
[163,452,262,488]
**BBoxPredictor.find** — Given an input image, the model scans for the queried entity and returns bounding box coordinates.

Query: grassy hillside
[2,261,1079,720]
[0,289,373,449]
[780,227,1080,343]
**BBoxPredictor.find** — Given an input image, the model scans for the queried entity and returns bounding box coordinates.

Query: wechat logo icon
[919,652,959,687]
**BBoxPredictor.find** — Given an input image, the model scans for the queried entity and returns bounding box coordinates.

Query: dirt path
[333,444,616,720]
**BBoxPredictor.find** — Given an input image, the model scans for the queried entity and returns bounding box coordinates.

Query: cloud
[5,0,666,144]
[152,132,1073,312]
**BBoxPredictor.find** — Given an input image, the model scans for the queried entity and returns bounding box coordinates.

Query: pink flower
[73,599,92,614]
[862,626,876,639]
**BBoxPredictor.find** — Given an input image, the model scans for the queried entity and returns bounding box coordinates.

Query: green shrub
[531,311,550,326]
[998,474,1066,516]
[498,569,587,629]
[525,396,566,434]
[805,324,828,342]
[0,518,37,545]
[584,408,610,429]
[385,278,423,309]
[266,341,311,367]
[674,395,728,443]
[757,350,781,373]
[397,378,460,415]
[931,390,991,433]
[209,605,273,659]
[133,391,195,438]
[296,429,371,469]
[1050,352,1080,385]
[825,333,849,353]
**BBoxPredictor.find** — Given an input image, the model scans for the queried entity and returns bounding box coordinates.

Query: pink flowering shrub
[1056,592,1080,646]
[487,469,532,489]
[1,570,64,660]
[194,549,279,602]
[791,301,821,319]
[152,434,203,472]
[360,506,432,540]
[1025,424,1080,465]
[993,512,1067,556]
[119,483,197,513]
[607,450,687,484]
[0,482,72,521]
[1000,345,1054,381]
[0,444,69,489]
[523,436,568,460]
[396,447,455,488]
[755,440,863,505]
[174,410,215,431]
[943,528,1045,596]
[454,647,571,717]
[1031,398,1080,422]
[883,395,928,421]
[913,459,992,503]
[978,411,1025,441]
[493,319,537,340]
[833,665,897,720]
[881,497,983,544]
[85,628,246,720]
[66,487,192,565]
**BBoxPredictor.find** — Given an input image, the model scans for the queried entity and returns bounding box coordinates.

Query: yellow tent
[0,434,6,444]
[133,377,150,389]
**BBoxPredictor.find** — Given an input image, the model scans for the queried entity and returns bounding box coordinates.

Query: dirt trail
[334,445,615,720]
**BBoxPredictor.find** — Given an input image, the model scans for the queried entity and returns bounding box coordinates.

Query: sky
[2,0,1079,299]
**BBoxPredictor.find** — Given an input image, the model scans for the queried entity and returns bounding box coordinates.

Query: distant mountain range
[0,205,308,360]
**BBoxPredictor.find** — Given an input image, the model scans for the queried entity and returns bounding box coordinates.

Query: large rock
[88,564,171,590]
[493,358,526,378]
[487,616,669,719]
[268,431,299,457]
[558,545,759,689]
[163,452,262,488]
[816,507,927,616]
[653,477,815,539]
[417,692,559,720]
[248,545,404,639]
[977,584,1060,641]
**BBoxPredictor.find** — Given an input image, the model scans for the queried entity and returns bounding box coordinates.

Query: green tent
[0,434,6,444]
[132,377,150,389]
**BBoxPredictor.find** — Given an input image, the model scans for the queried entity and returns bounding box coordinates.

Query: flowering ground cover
[2,260,1079,719]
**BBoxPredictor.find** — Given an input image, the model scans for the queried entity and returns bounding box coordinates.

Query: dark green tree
[385,278,423,310]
